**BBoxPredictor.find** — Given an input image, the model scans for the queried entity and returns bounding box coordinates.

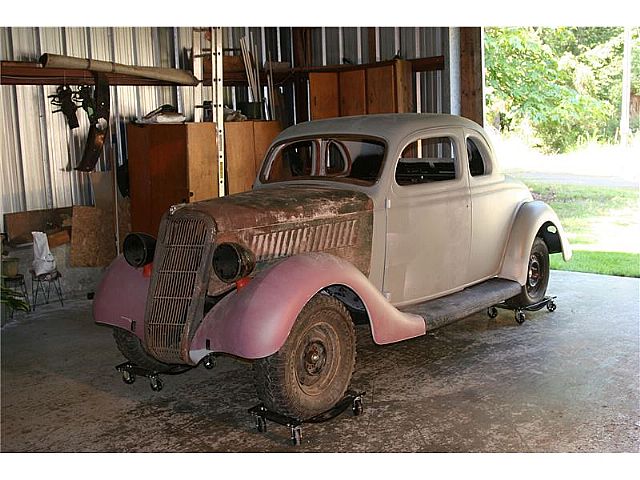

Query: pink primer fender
[189,252,425,363]
[93,255,150,340]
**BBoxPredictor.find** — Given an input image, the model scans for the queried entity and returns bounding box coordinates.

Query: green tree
[484,27,630,152]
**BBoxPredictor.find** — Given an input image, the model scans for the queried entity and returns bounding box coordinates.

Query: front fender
[93,255,150,339]
[189,253,425,363]
[499,200,572,285]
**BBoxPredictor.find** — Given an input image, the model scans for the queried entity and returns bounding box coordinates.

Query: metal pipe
[39,53,199,86]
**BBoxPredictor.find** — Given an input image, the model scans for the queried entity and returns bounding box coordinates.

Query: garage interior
[1,26,638,455]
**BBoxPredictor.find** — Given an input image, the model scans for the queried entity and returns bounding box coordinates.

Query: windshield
[260,137,386,186]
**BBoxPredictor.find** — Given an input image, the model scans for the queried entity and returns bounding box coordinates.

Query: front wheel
[113,328,174,373]
[507,237,550,308]
[253,294,356,420]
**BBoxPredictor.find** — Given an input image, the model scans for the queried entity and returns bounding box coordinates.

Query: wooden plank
[366,65,396,114]
[117,194,131,252]
[186,123,218,202]
[3,207,73,246]
[309,72,339,120]
[295,56,445,75]
[410,56,445,73]
[89,171,114,212]
[225,122,256,195]
[367,28,377,63]
[47,229,71,249]
[292,28,312,123]
[460,27,485,126]
[394,60,414,113]
[70,206,116,268]
[339,69,367,116]
[253,121,282,174]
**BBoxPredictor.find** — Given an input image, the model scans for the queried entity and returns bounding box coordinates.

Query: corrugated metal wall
[1,26,448,232]
[310,27,446,114]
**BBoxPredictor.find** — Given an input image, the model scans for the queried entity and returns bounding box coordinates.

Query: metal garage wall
[0,26,182,232]
[1,26,449,232]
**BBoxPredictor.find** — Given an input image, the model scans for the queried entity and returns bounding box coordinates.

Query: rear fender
[499,200,572,285]
[189,253,425,363]
[93,255,150,339]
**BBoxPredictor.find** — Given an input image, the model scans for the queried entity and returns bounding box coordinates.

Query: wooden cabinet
[225,121,281,194]
[127,123,218,236]
[309,59,413,120]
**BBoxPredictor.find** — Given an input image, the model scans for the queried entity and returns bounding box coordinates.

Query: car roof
[273,113,486,145]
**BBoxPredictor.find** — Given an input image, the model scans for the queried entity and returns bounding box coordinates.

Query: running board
[400,278,522,332]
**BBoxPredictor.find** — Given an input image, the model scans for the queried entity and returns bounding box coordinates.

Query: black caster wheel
[547,301,557,312]
[203,355,216,370]
[352,397,364,417]
[515,311,526,325]
[487,307,498,319]
[256,416,267,433]
[150,376,163,392]
[291,427,302,446]
[122,370,136,385]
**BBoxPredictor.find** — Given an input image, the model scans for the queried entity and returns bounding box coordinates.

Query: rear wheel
[507,237,550,308]
[113,328,173,373]
[253,294,356,420]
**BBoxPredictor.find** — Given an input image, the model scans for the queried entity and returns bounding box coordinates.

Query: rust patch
[185,185,374,296]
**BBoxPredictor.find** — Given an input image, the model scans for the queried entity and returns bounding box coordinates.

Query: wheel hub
[303,341,327,376]
[294,321,340,395]
[528,254,541,289]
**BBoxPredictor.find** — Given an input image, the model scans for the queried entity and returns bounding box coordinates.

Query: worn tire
[253,294,356,420]
[113,328,173,373]
[506,237,550,308]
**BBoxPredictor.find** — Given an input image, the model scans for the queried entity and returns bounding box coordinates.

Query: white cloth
[31,231,57,276]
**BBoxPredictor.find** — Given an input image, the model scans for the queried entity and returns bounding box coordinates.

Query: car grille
[144,211,216,364]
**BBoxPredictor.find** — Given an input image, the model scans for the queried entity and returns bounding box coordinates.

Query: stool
[30,269,64,310]
[3,273,31,317]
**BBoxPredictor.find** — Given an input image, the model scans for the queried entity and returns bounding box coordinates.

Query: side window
[396,136,457,185]
[466,137,489,177]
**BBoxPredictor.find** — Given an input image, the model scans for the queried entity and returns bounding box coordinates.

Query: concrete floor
[1,270,638,452]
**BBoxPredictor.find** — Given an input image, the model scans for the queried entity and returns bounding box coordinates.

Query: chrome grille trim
[144,212,216,364]
[249,219,358,262]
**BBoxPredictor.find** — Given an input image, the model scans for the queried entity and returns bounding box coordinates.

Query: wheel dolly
[248,390,365,446]
[115,362,192,391]
[487,295,557,324]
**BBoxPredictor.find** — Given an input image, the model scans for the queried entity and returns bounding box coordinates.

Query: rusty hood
[185,185,372,233]
[177,185,374,293]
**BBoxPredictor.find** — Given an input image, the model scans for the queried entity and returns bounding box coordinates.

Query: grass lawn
[526,182,638,245]
[524,182,639,277]
[551,251,640,278]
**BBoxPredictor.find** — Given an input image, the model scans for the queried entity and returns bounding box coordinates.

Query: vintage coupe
[95,114,571,419]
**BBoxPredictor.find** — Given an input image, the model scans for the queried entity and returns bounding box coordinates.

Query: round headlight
[123,233,156,268]
[212,243,255,283]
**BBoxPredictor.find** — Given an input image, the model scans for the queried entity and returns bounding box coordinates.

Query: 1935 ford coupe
[94,114,571,420]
